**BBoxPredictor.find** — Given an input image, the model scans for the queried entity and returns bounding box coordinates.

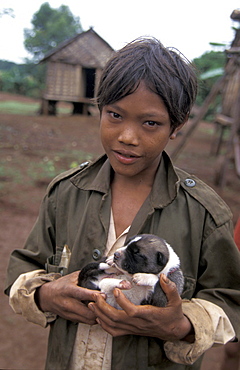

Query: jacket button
[79,161,89,169]
[92,249,102,260]
[184,178,196,187]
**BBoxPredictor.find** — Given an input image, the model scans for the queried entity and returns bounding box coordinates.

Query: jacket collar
[71,154,112,193]
[71,152,180,208]
[151,151,180,208]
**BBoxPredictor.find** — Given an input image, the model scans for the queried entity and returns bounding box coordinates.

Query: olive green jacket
[5,152,240,369]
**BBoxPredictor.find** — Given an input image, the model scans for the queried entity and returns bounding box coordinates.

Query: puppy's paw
[99,262,119,274]
[133,273,158,286]
[132,273,146,285]
[118,280,132,290]
[99,262,111,270]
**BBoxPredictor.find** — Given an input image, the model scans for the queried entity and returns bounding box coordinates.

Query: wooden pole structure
[216,88,240,187]
[171,76,226,160]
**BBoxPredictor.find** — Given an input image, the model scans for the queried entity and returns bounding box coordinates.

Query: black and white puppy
[78,234,184,308]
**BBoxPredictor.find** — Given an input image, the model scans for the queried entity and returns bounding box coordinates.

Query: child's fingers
[159,274,181,306]
[112,288,145,317]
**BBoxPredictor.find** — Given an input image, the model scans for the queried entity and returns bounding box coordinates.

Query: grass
[27,150,95,181]
[0,162,23,191]
[0,101,40,115]
[0,148,95,193]
[0,100,72,115]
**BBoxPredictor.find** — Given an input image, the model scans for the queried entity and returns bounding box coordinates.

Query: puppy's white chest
[98,273,156,308]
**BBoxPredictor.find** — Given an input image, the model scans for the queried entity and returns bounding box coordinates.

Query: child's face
[100,81,181,182]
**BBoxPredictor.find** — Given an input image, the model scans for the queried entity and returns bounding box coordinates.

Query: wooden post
[216,88,240,187]
[171,76,226,160]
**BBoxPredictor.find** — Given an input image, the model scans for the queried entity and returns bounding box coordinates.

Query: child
[5,38,240,370]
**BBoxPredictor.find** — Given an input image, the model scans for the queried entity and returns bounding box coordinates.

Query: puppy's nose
[114,251,120,260]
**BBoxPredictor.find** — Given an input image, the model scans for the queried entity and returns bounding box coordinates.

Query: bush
[0,61,45,98]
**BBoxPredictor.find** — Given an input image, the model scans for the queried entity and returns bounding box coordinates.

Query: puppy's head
[113,234,170,275]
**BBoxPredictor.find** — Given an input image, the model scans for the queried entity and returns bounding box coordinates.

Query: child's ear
[170,120,187,140]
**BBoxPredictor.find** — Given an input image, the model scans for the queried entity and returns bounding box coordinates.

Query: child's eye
[108,111,121,119]
[144,121,159,127]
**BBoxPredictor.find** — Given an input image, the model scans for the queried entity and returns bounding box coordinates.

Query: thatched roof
[40,28,114,68]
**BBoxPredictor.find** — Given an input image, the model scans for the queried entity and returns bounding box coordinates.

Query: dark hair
[97,37,198,131]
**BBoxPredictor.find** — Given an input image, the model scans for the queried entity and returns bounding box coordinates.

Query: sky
[0,0,240,64]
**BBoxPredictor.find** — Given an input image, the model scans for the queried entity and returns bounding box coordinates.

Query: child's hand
[88,274,193,342]
[35,271,104,325]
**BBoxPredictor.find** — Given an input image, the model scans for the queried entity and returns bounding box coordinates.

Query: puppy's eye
[157,251,168,266]
[131,245,139,254]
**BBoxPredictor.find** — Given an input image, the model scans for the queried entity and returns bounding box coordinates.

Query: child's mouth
[114,150,140,164]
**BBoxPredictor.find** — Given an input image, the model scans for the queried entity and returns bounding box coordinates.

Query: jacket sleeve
[164,298,235,365]
[195,218,240,337]
[164,214,240,365]
[4,189,58,296]
[5,165,85,295]
[9,270,60,327]
[8,244,72,327]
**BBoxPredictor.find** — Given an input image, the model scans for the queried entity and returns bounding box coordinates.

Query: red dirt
[0,92,239,369]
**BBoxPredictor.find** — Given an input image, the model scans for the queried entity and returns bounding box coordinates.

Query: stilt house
[40,28,114,115]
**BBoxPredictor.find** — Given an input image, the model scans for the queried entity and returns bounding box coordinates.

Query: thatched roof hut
[40,28,114,115]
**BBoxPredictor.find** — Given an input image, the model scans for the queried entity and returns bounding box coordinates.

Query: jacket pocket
[45,245,70,276]
[181,276,196,299]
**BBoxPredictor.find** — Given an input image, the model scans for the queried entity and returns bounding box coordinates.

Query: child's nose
[118,124,139,145]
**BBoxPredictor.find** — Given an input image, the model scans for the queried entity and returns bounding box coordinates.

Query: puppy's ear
[157,252,168,267]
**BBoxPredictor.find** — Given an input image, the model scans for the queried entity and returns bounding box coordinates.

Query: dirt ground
[0,92,239,369]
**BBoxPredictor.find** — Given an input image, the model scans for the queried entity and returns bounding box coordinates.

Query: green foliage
[23,61,47,94]
[0,63,45,97]
[24,2,82,61]
[193,51,226,105]
[193,51,226,74]
[0,67,28,95]
[0,60,18,70]
[0,3,83,97]
[192,51,227,120]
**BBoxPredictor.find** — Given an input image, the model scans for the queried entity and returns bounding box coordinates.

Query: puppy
[78,234,184,308]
